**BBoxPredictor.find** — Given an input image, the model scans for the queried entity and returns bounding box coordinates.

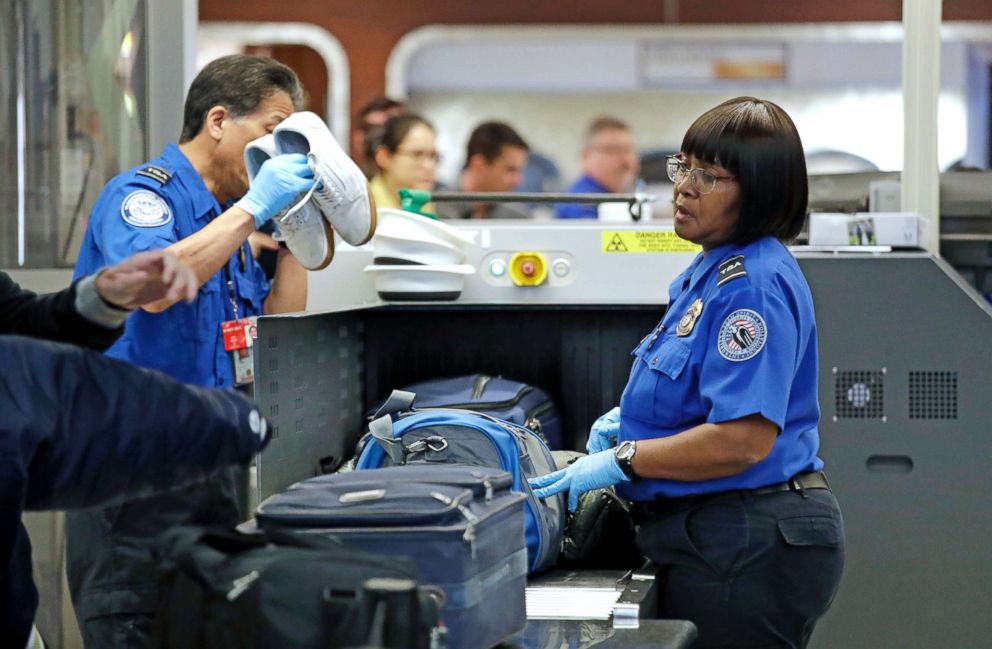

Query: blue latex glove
[529,449,629,512]
[586,406,621,454]
[236,153,315,228]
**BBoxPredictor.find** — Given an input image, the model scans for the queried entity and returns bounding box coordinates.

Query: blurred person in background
[369,114,439,214]
[351,96,406,178]
[556,116,639,219]
[436,121,531,220]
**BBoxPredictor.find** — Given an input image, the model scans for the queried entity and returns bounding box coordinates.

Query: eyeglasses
[666,156,736,194]
[396,149,442,165]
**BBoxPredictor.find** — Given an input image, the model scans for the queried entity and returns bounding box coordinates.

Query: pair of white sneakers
[245,111,375,270]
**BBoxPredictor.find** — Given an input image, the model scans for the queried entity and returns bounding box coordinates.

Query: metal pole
[427,191,656,220]
[15,0,26,266]
[427,191,652,204]
[901,0,942,254]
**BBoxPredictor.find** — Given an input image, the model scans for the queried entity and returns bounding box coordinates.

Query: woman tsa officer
[530,96,845,649]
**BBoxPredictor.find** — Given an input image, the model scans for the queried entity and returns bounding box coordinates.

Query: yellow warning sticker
[602,231,702,253]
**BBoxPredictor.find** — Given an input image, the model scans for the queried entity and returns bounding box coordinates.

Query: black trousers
[636,487,844,649]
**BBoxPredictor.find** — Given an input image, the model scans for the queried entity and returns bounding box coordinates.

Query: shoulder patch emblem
[717,309,767,361]
[717,255,747,286]
[136,165,172,185]
[120,190,172,228]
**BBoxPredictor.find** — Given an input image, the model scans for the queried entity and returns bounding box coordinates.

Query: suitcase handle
[373,389,417,419]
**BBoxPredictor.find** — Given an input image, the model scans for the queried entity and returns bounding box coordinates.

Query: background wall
[199,0,992,117]
[410,88,967,189]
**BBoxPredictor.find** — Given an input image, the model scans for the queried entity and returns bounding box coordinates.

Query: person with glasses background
[368,114,440,214]
[530,96,845,649]
[555,115,640,219]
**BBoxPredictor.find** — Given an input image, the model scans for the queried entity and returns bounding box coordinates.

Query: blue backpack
[354,390,565,573]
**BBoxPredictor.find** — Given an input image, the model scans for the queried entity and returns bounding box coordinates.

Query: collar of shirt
[572,174,611,194]
[681,240,742,295]
[160,144,222,221]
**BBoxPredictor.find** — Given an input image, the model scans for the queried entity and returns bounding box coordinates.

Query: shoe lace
[278,176,320,227]
[306,152,344,208]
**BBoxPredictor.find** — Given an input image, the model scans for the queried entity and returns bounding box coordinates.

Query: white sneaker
[273,111,376,246]
[244,134,334,270]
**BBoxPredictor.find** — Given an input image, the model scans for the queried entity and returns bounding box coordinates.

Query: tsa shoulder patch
[120,190,172,228]
[717,255,747,286]
[717,309,767,361]
[136,165,172,185]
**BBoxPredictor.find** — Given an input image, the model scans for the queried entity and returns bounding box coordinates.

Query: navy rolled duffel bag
[378,374,564,449]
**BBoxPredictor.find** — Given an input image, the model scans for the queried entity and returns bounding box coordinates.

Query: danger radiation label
[601,231,702,253]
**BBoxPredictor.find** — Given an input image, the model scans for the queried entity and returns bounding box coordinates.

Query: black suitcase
[154,526,442,649]
[257,464,528,649]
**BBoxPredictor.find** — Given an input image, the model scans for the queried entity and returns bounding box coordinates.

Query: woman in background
[368,114,439,213]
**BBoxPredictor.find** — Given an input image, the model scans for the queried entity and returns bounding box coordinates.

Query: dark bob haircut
[681,96,808,243]
[180,55,303,143]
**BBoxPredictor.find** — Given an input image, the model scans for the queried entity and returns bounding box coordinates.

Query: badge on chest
[676,298,704,337]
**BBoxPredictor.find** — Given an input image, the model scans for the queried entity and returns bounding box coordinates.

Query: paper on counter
[525,586,622,620]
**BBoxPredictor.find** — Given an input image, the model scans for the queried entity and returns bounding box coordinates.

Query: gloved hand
[529,449,629,512]
[235,153,315,228]
[586,406,621,454]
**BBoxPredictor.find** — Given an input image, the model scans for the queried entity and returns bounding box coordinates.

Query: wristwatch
[614,440,638,479]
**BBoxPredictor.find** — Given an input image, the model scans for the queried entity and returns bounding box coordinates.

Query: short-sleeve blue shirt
[617,235,823,500]
[555,175,609,219]
[74,144,270,387]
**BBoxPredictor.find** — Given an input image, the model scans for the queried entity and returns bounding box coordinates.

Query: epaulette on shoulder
[135,165,172,185]
[717,254,747,287]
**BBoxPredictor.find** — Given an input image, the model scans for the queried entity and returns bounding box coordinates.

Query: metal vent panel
[909,371,958,420]
[834,370,885,420]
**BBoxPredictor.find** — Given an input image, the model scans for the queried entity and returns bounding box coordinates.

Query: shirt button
[651,358,659,366]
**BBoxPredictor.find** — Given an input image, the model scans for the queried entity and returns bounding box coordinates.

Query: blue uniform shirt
[555,174,609,219]
[617,235,823,500]
[74,144,270,387]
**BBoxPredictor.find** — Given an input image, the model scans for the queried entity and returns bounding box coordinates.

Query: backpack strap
[373,389,417,419]
[369,414,406,464]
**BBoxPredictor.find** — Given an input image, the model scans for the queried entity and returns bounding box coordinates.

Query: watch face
[617,440,636,460]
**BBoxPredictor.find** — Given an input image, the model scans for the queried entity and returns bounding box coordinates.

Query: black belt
[633,471,831,521]
[749,470,830,495]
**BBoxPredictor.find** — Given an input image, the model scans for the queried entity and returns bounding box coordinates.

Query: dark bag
[356,389,565,574]
[257,464,529,649]
[381,374,564,449]
[154,526,441,649]
[551,451,641,570]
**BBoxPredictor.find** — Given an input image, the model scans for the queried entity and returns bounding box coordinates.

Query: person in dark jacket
[0,335,270,649]
[0,250,196,647]
[1,249,197,348]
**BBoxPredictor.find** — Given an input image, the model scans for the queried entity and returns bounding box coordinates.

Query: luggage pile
[158,375,575,648]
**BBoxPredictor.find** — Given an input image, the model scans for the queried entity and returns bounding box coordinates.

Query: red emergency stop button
[509,252,548,286]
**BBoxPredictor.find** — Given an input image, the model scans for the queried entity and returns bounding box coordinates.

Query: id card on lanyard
[220,251,257,385]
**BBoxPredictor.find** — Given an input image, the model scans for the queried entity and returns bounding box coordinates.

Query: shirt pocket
[235,270,264,315]
[621,336,693,427]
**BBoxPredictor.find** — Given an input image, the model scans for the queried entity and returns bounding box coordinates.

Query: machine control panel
[481,251,577,288]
